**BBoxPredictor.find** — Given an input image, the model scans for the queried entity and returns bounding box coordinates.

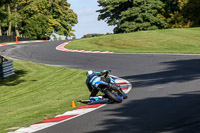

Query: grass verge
[66,28,200,54]
[0,59,88,133]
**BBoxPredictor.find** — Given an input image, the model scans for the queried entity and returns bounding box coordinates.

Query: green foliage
[19,0,78,39]
[0,0,13,7]
[52,34,57,41]
[0,5,6,21]
[0,5,7,26]
[0,0,24,36]
[0,0,78,39]
[163,0,189,28]
[58,36,62,40]
[21,14,50,39]
[160,0,179,18]
[161,0,200,28]
[97,0,200,33]
[97,0,166,33]
[181,0,200,27]
[82,33,105,38]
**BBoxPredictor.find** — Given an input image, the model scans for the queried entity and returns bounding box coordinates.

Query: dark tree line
[97,0,200,34]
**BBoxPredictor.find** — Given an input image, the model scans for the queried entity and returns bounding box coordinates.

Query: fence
[0,56,14,79]
[0,35,32,43]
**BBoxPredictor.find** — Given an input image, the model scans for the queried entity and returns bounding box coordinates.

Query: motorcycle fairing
[92,77,109,88]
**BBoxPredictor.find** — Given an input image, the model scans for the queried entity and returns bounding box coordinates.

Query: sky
[67,0,115,39]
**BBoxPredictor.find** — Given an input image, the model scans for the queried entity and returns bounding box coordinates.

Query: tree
[12,0,22,36]
[82,33,104,38]
[162,0,190,28]
[0,0,13,6]
[0,0,78,39]
[161,0,200,28]
[19,0,78,39]
[0,0,15,36]
[0,5,7,35]
[182,0,200,27]
[21,14,50,39]
[161,0,179,19]
[0,0,25,36]
[97,0,166,33]
[49,0,78,37]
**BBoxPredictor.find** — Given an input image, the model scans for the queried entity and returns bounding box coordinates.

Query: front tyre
[123,93,128,99]
[104,89,122,103]
[119,88,128,99]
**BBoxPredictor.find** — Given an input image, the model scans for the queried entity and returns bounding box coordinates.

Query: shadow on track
[124,59,200,88]
[87,59,200,133]
[0,70,27,86]
[87,91,200,133]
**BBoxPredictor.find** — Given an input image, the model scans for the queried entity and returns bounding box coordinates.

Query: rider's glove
[101,70,111,78]
[101,70,108,73]
[101,70,111,73]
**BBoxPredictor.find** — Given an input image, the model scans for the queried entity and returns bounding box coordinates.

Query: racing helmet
[86,70,93,77]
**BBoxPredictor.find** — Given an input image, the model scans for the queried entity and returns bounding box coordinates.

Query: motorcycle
[92,70,127,103]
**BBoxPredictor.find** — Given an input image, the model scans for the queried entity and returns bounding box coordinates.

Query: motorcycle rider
[86,70,127,102]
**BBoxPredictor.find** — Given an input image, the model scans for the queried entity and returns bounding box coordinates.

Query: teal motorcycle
[89,71,127,103]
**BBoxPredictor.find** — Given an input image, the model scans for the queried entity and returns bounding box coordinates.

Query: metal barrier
[0,35,33,43]
[0,57,14,79]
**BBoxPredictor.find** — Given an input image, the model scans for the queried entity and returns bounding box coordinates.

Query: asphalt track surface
[1,40,200,133]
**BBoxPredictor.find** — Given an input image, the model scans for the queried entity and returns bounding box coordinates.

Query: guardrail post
[0,56,15,79]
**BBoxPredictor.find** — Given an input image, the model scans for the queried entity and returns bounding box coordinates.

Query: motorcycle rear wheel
[104,89,122,103]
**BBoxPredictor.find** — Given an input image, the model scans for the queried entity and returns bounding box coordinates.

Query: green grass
[0,59,88,133]
[66,28,200,54]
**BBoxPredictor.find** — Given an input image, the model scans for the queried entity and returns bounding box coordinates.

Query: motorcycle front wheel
[104,89,122,103]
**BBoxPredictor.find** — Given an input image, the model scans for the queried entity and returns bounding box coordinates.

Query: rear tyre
[104,89,122,103]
